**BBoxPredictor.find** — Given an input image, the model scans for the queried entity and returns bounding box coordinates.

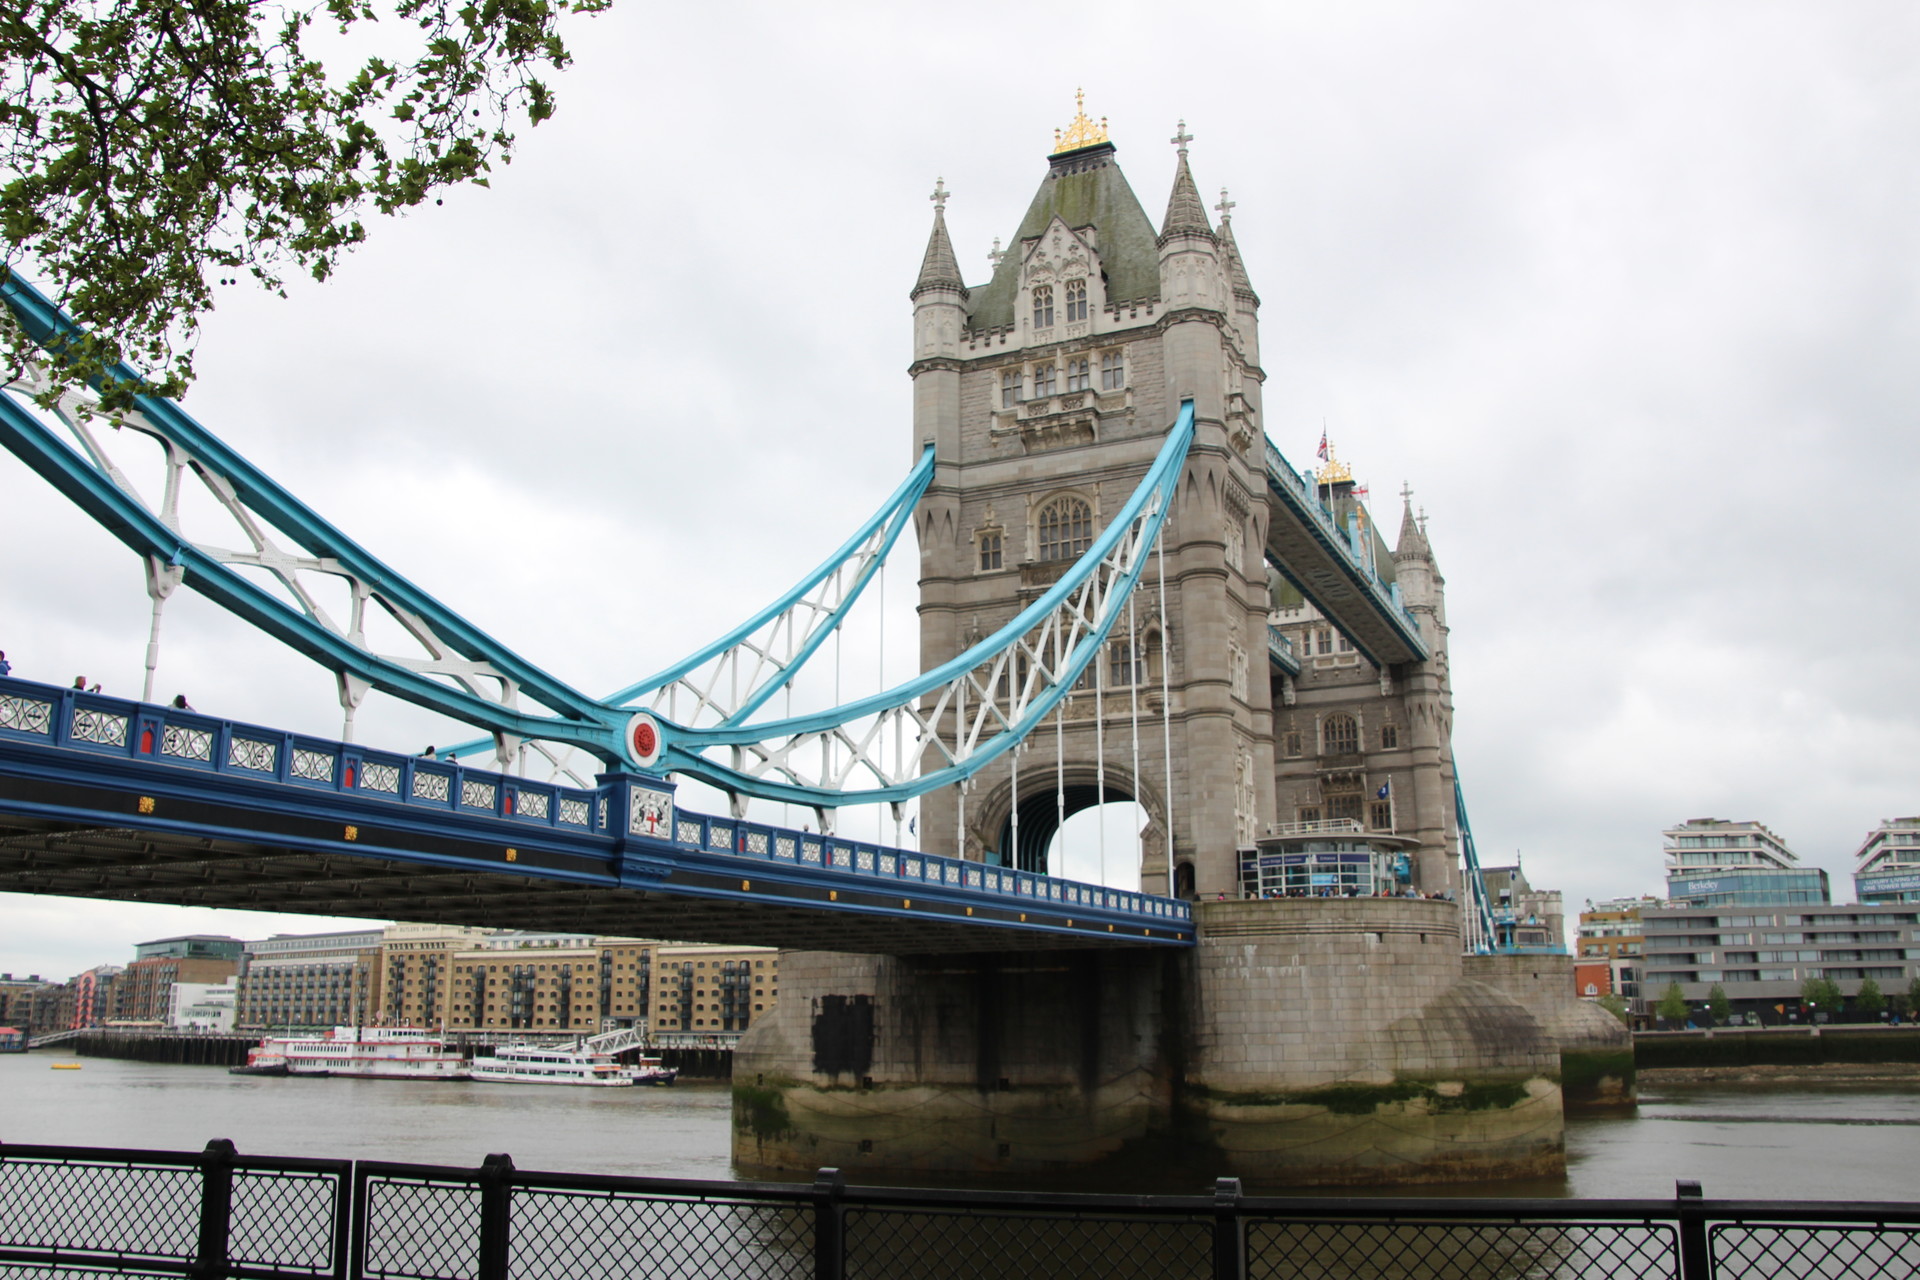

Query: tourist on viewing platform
[170,694,191,710]
[72,676,84,689]
[0,649,10,676]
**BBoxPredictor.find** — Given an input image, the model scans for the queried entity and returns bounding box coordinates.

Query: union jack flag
[1316,431,1329,461]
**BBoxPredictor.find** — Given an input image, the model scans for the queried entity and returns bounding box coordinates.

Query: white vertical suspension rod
[1157,529,1175,893]
[1127,590,1142,888]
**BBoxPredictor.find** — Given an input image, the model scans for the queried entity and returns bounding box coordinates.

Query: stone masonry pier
[734,897,1573,1187]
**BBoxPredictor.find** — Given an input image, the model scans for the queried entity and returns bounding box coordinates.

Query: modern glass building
[1855,818,1920,904]
[1663,818,1829,908]
[1240,819,1416,898]
[1642,902,1920,1021]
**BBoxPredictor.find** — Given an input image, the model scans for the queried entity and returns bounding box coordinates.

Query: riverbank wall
[1636,1026,1920,1069]
[61,1031,253,1065]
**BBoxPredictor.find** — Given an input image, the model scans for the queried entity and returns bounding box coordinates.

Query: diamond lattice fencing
[5,1141,1920,1280]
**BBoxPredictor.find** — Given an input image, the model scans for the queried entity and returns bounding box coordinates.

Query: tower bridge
[0,100,1625,1187]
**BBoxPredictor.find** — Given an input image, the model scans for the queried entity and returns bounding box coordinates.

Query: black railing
[3,1140,1919,1279]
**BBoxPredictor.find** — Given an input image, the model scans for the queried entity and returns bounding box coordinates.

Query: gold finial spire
[1315,440,1354,487]
[1052,88,1110,154]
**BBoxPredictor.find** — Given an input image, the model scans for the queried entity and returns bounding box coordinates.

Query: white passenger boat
[469,1027,678,1087]
[234,1026,469,1080]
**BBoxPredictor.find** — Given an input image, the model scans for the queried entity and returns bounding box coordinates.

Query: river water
[3,1053,1916,1201]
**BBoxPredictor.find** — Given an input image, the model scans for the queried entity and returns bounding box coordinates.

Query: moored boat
[234,1026,468,1080]
[470,1027,677,1087]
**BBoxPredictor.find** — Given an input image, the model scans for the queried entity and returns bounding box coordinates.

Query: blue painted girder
[0,678,1193,953]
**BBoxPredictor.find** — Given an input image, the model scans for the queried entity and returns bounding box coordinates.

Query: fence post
[192,1138,236,1280]
[1213,1176,1245,1280]
[477,1153,515,1280]
[1675,1179,1709,1280]
[813,1167,846,1280]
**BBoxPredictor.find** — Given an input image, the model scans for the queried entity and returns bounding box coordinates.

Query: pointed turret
[1158,123,1214,243]
[1394,491,1432,563]
[910,177,968,464]
[1216,196,1258,306]
[911,178,966,301]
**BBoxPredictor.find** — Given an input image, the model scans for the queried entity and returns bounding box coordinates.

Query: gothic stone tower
[732,114,1581,1188]
[909,116,1274,898]
[1266,481,1460,896]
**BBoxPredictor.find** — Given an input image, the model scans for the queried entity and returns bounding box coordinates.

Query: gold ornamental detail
[1316,442,1354,487]
[1052,89,1110,154]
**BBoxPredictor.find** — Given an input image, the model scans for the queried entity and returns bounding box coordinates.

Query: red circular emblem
[631,721,658,758]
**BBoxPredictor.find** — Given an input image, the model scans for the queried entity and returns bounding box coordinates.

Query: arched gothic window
[1032,285,1055,329]
[1065,279,1088,322]
[1036,496,1092,562]
[1322,713,1359,755]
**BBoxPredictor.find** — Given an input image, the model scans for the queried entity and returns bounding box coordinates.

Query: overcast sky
[3,2,1917,980]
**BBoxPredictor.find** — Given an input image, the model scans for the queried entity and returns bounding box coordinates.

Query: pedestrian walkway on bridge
[0,676,1192,954]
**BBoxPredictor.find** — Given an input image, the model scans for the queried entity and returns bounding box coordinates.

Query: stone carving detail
[1224,513,1245,572]
[1229,642,1248,701]
[1234,742,1258,847]
[629,786,673,838]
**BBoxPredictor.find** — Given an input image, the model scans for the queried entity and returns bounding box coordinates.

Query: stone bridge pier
[733,898,1577,1188]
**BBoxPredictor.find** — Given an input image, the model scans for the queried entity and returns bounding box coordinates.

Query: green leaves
[0,0,605,403]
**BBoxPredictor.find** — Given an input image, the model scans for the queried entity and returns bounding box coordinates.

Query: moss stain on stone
[1561,1050,1636,1091]
[732,1083,794,1143]
[1190,1078,1538,1115]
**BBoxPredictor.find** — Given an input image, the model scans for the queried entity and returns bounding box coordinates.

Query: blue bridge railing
[0,677,1190,930]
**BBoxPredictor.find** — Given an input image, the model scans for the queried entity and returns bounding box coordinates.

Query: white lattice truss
[662,434,1185,808]
[1,353,611,764]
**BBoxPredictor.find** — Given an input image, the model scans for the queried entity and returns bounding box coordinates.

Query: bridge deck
[1264,442,1428,668]
[0,680,1191,953]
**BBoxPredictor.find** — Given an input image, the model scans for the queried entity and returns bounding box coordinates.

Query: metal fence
[3,1140,1918,1280]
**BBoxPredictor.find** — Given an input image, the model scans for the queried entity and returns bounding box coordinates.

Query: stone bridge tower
[909,109,1275,897]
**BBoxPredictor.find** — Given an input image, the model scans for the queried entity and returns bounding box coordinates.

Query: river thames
[3,1053,1916,1200]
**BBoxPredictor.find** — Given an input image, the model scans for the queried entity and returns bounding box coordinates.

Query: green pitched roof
[967,143,1161,332]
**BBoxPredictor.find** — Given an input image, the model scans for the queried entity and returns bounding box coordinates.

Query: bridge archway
[981,765,1163,882]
